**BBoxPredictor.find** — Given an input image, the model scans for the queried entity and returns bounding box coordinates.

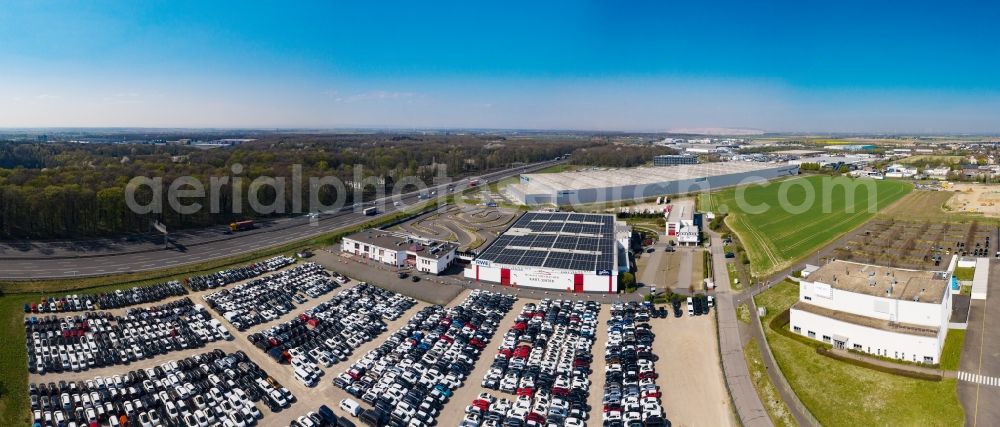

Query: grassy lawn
[953,267,975,281]
[727,262,743,291]
[533,163,576,174]
[940,329,966,371]
[754,281,964,427]
[898,155,964,165]
[744,339,796,427]
[737,303,751,324]
[700,176,912,276]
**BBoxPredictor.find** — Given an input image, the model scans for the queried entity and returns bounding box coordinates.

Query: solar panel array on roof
[476,212,617,273]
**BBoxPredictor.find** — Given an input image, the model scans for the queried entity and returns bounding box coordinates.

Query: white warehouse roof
[515,162,783,194]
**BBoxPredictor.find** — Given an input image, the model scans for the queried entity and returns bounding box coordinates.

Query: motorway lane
[0,160,560,279]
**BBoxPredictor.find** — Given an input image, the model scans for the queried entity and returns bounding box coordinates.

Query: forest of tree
[568,145,680,168]
[0,134,598,239]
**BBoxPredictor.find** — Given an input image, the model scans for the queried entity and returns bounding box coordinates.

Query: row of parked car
[25,282,188,314]
[26,298,231,375]
[287,401,362,427]
[249,283,417,386]
[203,262,340,330]
[601,302,668,427]
[29,349,287,427]
[684,295,713,317]
[334,289,516,427]
[468,299,600,427]
[186,256,296,292]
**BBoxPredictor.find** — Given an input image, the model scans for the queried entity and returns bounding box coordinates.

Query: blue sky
[2,1,999,132]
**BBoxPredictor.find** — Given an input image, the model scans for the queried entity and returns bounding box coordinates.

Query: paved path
[707,231,772,427]
[678,249,693,291]
[957,260,1000,426]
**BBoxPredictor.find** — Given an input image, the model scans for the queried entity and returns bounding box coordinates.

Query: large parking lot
[24,251,734,427]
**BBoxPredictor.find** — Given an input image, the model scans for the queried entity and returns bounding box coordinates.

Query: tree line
[0,134,598,239]
[568,144,680,168]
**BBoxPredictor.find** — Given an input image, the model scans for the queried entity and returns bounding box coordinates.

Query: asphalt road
[0,160,561,279]
[957,260,1000,427]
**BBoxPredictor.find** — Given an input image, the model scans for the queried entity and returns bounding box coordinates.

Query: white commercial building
[508,162,799,206]
[885,164,918,178]
[789,260,952,364]
[665,204,700,246]
[465,212,629,293]
[341,230,457,274]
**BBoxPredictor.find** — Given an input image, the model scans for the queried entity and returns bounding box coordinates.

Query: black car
[411,275,420,282]
[397,272,408,279]
[672,301,682,318]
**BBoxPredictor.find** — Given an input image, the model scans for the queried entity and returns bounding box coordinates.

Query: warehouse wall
[514,165,799,205]
[464,264,617,293]
[790,307,943,363]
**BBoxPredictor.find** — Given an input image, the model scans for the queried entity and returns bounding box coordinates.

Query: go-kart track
[0,160,562,280]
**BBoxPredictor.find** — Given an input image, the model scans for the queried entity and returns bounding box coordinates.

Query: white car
[340,398,363,417]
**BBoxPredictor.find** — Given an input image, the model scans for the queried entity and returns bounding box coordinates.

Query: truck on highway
[229,220,254,232]
[363,207,378,216]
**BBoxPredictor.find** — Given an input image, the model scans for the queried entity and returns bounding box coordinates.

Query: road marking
[958,371,1000,388]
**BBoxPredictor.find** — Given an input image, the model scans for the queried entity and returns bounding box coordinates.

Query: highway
[0,160,560,279]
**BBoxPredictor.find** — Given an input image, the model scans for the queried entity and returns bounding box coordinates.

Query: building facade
[465,212,626,293]
[789,260,952,364]
[341,230,457,274]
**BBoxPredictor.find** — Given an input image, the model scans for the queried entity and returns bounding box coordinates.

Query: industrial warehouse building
[465,212,630,293]
[507,162,799,206]
[653,154,698,166]
[789,260,953,364]
[341,230,457,274]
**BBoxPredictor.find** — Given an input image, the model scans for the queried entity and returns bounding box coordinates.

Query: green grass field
[754,281,964,426]
[744,339,796,427]
[898,155,964,165]
[699,176,912,276]
[940,329,966,371]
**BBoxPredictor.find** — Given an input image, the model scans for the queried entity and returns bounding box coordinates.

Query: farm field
[699,176,912,276]
[754,281,965,427]
[898,155,964,165]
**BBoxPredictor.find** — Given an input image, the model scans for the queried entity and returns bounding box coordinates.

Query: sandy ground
[653,313,735,427]
[945,183,1000,216]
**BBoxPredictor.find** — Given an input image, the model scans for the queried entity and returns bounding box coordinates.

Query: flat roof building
[665,203,700,246]
[465,212,628,293]
[341,229,457,274]
[789,260,953,364]
[508,162,799,206]
[653,154,698,167]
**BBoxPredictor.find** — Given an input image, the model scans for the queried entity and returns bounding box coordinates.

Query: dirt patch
[944,183,1000,217]
[880,190,954,221]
